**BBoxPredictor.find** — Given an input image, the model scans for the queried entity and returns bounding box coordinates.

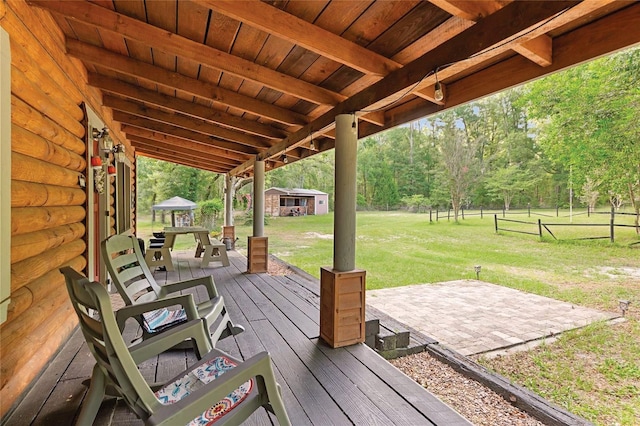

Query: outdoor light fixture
[474,265,482,280]
[434,81,444,102]
[283,154,288,164]
[434,69,445,102]
[94,127,114,152]
[619,299,630,316]
[309,139,315,150]
[112,144,126,163]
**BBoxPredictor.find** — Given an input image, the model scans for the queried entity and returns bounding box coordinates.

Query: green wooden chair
[60,266,291,426]
[102,233,244,346]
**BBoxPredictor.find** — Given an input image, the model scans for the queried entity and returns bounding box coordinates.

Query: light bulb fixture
[282,154,288,164]
[351,114,356,129]
[434,68,445,102]
[309,130,315,151]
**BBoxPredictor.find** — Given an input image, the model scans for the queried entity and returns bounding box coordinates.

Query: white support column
[252,159,265,237]
[319,113,366,348]
[333,113,358,272]
[247,159,268,273]
[224,173,233,226]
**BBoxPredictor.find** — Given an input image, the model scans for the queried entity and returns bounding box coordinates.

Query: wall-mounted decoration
[94,167,105,194]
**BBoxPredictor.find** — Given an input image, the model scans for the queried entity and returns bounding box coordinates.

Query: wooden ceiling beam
[231,0,578,175]
[129,136,239,169]
[29,0,345,106]
[103,95,272,149]
[122,125,245,166]
[412,0,617,100]
[360,2,640,138]
[202,0,401,77]
[89,73,289,140]
[428,0,508,21]
[114,111,259,156]
[134,148,226,173]
[66,40,308,127]
[512,34,553,67]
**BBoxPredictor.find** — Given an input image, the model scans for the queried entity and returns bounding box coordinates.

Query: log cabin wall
[0,0,133,416]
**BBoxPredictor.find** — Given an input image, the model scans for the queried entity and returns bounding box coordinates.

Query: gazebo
[152,196,197,227]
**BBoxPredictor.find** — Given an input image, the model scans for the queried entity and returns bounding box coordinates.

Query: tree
[523,46,640,231]
[485,165,535,210]
[438,128,478,221]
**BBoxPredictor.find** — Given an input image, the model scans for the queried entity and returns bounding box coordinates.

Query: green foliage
[196,199,223,229]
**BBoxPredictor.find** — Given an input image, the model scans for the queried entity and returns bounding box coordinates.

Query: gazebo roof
[152,196,197,211]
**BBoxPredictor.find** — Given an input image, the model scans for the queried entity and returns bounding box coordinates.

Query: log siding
[0,0,132,416]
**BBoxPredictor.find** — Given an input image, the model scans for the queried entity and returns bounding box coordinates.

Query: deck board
[5,250,470,426]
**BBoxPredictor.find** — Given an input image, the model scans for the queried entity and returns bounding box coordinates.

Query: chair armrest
[157,276,219,300]
[115,294,200,332]
[128,319,213,364]
[150,351,275,425]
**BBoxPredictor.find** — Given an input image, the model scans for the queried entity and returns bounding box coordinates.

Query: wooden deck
[6,250,470,425]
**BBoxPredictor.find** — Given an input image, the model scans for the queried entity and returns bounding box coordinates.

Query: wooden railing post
[610,206,615,243]
[494,214,498,233]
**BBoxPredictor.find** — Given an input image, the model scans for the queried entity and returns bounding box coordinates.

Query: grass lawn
[137,209,639,424]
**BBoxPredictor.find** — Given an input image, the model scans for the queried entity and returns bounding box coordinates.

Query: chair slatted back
[60,267,160,419]
[102,234,163,305]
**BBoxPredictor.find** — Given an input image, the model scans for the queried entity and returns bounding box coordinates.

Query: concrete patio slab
[368,280,620,356]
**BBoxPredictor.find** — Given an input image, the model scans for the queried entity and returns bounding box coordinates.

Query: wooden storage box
[320,267,366,348]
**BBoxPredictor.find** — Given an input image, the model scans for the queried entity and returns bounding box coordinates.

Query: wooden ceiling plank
[103,95,272,149]
[231,0,579,175]
[89,73,288,140]
[202,0,400,77]
[512,34,553,67]
[29,0,345,106]
[114,111,259,156]
[121,124,249,164]
[67,39,308,126]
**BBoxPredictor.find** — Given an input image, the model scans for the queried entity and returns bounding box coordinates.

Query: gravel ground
[391,352,545,426]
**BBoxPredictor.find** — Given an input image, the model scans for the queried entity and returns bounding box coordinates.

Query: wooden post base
[222,226,235,250]
[247,236,268,273]
[320,267,366,348]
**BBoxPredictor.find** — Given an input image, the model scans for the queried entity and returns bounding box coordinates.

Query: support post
[320,114,366,348]
[223,174,235,249]
[247,160,268,273]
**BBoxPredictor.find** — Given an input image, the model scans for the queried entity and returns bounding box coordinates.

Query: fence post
[538,218,542,239]
[494,214,498,233]
[480,206,483,219]
[461,207,465,220]
[448,209,450,221]
[502,207,506,218]
[528,203,531,217]
[429,208,432,223]
[436,209,439,221]
[587,206,590,217]
[610,206,615,243]
[556,205,559,217]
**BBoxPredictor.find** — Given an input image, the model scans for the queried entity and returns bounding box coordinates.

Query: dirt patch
[304,231,333,239]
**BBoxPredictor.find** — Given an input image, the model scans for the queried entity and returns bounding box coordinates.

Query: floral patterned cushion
[155,356,254,425]
[142,308,187,333]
